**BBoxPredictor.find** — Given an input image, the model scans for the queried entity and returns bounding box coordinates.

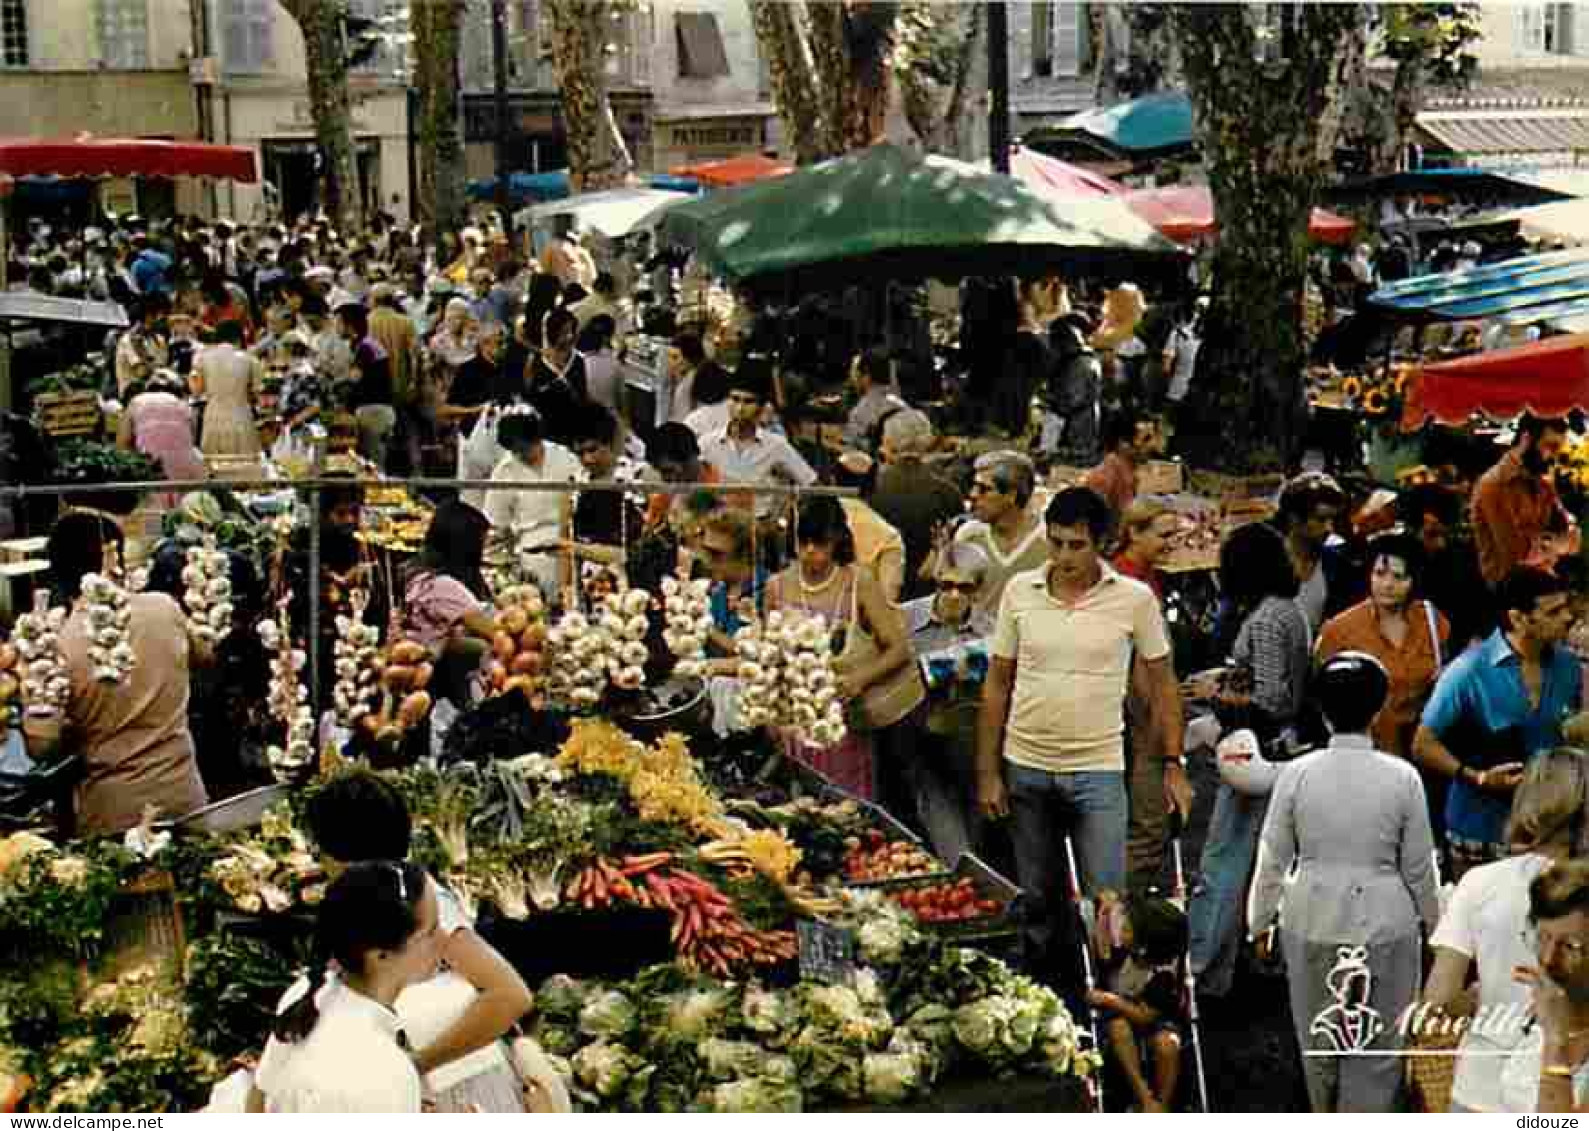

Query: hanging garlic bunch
[546,587,652,708]
[331,587,381,728]
[660,575,713,678]
[81,572,136,683]
[13,591,69,716]
[257,598,314,780]
[180,537,234,645]
[735,609,846,747]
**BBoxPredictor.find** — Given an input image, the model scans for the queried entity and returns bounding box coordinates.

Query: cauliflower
[535,975,587,1024]
[656,987,732,1045]
[578,989,638,1041]
[571,1041,638,1100]
[709,1078,803,1113]
[698,1038,768,1082]
[739,985,797,1042]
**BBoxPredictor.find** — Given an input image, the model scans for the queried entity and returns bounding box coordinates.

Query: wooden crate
[101,869,186,980]
[1140,459,1184,495]
[34,391,101,439]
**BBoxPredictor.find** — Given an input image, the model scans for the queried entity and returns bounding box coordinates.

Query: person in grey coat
[1249,651,1440,1113]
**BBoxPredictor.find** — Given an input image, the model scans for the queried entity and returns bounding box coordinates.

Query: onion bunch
[180,537,234,645]
[256,598,313,779]
[12,592,69,716]
[660,575,713,678]
[547,587,652,708]
[485,585,550,701]
[330,587,381,727]
[734,609,845,747]
[81,572,135,683]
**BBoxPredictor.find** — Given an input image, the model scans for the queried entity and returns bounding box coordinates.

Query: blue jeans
[1188,780,1269,998]
[1006,764,1128,976]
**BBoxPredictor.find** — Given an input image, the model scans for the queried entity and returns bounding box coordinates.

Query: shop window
[0,0,27,67]
[1517,3,1564,54]
[97,0,148,69]
[676,11,729,80]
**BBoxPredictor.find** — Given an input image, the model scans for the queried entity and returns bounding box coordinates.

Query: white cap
[1215,729,1281,797]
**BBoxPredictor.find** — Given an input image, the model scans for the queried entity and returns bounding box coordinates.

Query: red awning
[0,138,258,182]
[671,153,792,188]
[1007,145,1126,199]
[1124,185,1355,245]
[1403,332,1589,426]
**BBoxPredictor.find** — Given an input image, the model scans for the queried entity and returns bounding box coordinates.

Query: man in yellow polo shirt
[977,487,1190,977]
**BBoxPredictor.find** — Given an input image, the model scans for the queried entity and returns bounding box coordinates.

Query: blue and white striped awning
[1368,247,1589,324]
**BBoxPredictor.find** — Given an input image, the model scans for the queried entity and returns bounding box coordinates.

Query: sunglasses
[938,580,978,594]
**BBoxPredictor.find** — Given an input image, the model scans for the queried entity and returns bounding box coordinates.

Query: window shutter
[97,0,149,69]
[1574,4,1589,54]
[0,0,25,66]
[676,11,729,79]
[1053,1,1081,77]
[1032,1,1053,77]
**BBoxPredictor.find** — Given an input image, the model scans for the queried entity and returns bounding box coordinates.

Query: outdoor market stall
[1124,185,1356,246]
[669,154,793,189]
[1401,331,1589,427]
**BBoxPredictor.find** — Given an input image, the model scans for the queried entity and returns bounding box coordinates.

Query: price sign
[796,919,856,986]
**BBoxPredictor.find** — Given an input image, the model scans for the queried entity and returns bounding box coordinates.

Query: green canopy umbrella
[652,142,1185,293]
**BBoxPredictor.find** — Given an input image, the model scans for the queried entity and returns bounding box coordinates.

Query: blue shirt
[131,249,172,295]
[709,569,767,639]
[1420,629,1583,845]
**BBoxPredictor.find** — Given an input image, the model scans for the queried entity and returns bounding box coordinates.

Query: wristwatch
[1164,755,1187,769]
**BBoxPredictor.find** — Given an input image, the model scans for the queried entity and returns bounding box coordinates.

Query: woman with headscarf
[1248,651,1439,1112]
[429,297,480,371]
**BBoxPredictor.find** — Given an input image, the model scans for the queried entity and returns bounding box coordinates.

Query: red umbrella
[1125,185,1355,245]
[671,153,792,189]
[0,137,257,182]
[1404,332,1589,427]
[1006,145,1126,199]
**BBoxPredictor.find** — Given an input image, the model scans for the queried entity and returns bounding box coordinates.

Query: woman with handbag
[1186,522,1312,1003]
[765,496,923,800]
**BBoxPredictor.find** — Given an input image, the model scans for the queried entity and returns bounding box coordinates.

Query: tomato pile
[890,878,1005,923]
[843,829,941,882]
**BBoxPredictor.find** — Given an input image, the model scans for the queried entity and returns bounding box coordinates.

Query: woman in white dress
[252,861,444,1112]
[305,770,539,1112]
[191,319,264,458]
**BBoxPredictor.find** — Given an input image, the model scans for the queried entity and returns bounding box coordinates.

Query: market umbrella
[670,153,792,188]
[1404,332,1589,426]
[0,137,257,182]
[654,142,1185,293]
[1045,91,1197,158]
[1124,185,1356,245]
[467,170,699,205]
[521,187,693,240]
[994,145,1127,199]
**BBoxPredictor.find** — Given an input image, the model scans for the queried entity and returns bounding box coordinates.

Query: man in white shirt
[483,408,584,597]
[843,347,909,450]
[977,487,1188,979]
[698,361,816,519]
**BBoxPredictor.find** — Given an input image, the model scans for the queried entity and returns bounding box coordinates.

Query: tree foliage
[1174,3,1365,471]
[894,1,982,159]
[1377,4,1483,168]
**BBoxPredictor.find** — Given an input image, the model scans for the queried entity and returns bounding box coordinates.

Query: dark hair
[672,330,706,367]
[1128,895,1188,965]
[1398,483,1459,531]
[794,496,856,565]
[727,357,773,404]
[1497,566,1570,626]
[1529,857,1589,926]
[854,347,891,386]
[213,319,246,346]
[1277,473,1346,530]
[273,861,427,1043]
[1220,523,1297,607]
[497,409,546,453]
[542,306,577,346]
[317,473,364,521]
[576,313,616,353]
[570,401,620,449]
[305,769,413,862]
[1365,530,1424,589]
[413,500,492,600]
[1045,486,1113,546]
[692,361,730,408]
[1101,408,1148,453]
[593,271,615,296]
[650,422,700,468]
[1518,412,1569,446]
[48,511,126,603]
[1314,650,1390,733]
[299,293,330,319]
[337,304,370,338]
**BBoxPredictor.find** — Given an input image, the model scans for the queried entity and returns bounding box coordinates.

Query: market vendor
[482,408,582,600]
[1471,414,1572,589]
[401,501,497,710]
[565,402,650,582]
[25,511,209,835]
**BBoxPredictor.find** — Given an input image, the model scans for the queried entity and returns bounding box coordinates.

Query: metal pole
[0,476,857,500]
[406,86,420,226]
[306,445,323,725]
[491,0,513,230]
[988,1,1011,175]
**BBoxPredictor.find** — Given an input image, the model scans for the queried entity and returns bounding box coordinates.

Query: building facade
[0,0,204,215]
